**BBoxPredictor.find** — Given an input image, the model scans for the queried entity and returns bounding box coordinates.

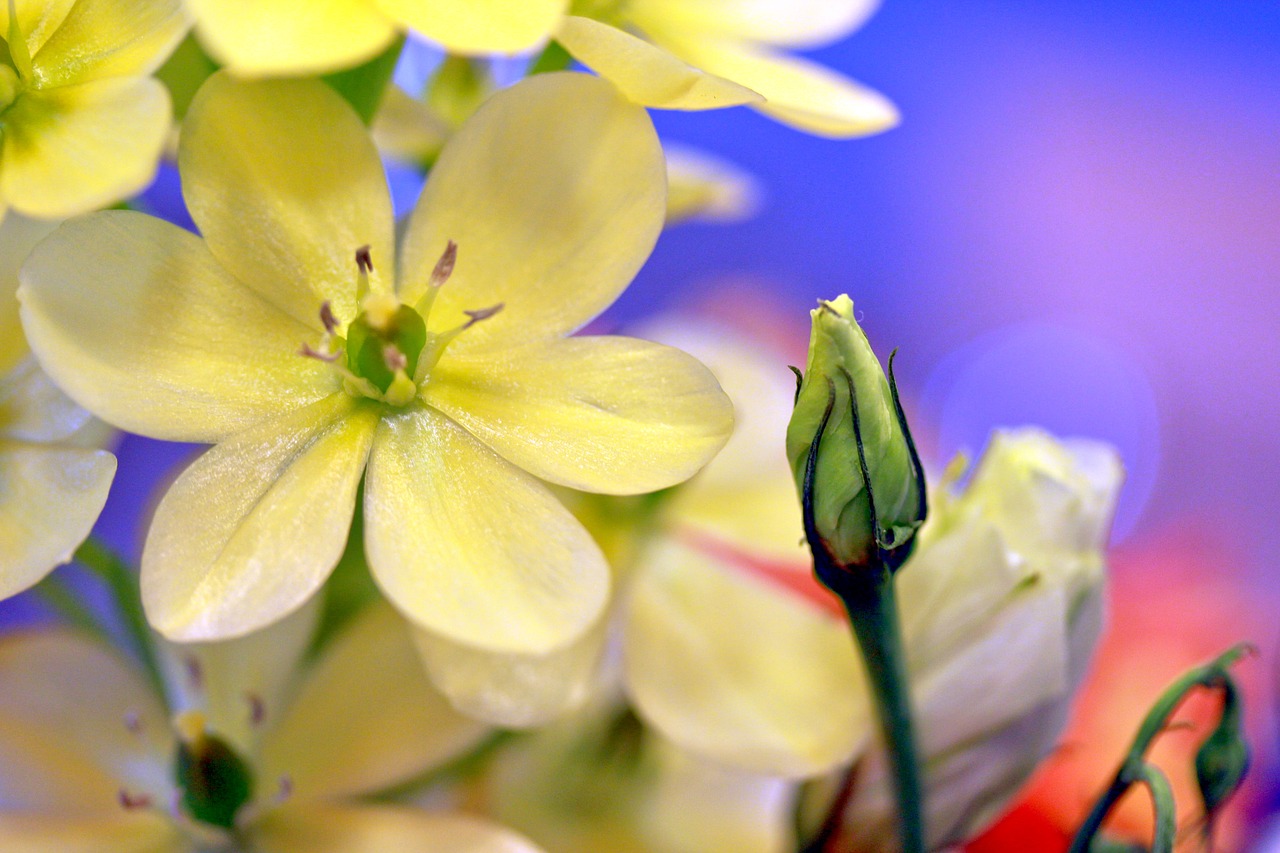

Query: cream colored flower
[186,0,569,76]
[618,322,1123,847]
[0,212,114,601]
[0,601,544,851]
[0,0,187,218]
[557,0,898,137]
[19,70,732,702]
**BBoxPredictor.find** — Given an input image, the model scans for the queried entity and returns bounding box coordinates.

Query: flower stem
[73,538,166,700]
[1067,644,1252,853]
[811,553,925,853]
[33,573,113,645]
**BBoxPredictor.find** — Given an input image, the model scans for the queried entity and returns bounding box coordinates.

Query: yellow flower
[0,0,188,219]
[557,0,899,137]
[0,212,114,601]
[616,321,1123,846]
[0,601,545,851]
[19,70,733,685]
[186,0,569,76]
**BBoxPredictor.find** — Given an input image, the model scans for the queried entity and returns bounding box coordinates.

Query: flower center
[171,710,254,831]
[300,242,501,407]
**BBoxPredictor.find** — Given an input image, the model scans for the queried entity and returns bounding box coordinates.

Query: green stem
[1137,763,1177,853]
[528,39,573,75]
[813,557,925,853]
[1067,644,1251,853]
[74,539,166,699]
[33,573,114,644]
[323,36,406,125]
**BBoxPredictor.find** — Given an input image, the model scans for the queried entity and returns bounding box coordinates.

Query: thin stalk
[74,539,166,699]
[830,563,925,853]
[1068,644,1251,853]
[33,573,113,645]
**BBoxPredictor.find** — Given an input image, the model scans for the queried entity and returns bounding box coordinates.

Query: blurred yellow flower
[0,0,187,218]
[558,0,899,137]
[19,71,732,681]
[0,212,113,602]
[186,0,568,76]
[0,601,545,851]
[617,321,1123,847]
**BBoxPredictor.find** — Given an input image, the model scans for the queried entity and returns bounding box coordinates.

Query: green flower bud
[786,295,926,574]
[1195,679,1250,821]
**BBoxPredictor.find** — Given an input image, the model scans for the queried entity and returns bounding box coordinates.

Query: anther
[355,246,374,274]
[319,301,339,334]
[184,657,203,691]
[463,303,505,328]
[119,789,153,811]
[429,240,458,289]
[275,775,294,804]
[124,711,142,735]
[247,693,266,727]
[300,342,339,362]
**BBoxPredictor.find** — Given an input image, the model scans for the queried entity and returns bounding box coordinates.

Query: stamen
[413,303,505,384]
[463,302,505,328]
[247,693,266,727]
[300,342,339,362]
[275,775,294,804]
[124,711,142,735]
[319,301,340,334]
[430,240,458,289]
[119,789,153,811]
[356,245,373,302]
[184,657,203,691]
[414,240,459,318]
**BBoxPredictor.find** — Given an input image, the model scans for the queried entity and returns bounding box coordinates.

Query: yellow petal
[380,0,566,55]
[364,405,609,656]
[180,72,396,328]
[18,211,338,443]
[187,0,396,76]
[259,603,489,801]
[0,814,185,852]
[629,0,879,49]
[0,0,74,62]
[624,539,866,777]
[0,359,92,443]
[427,336,732,495]
[642,740,794,853]
[398,72,664,349]
[642,319,805,560]
[0,631,173,814]
[0,441,113,599]
[159,597,320,760]
[30,0,189,87]
[653,34,898,138]
[411,614,607,728]
[0,214,58,374]
[1,78,170,218]
[142,394,378,642]
[372,86,449,166]
[252,804,544,853]
[555,16,761,110]
[664,145,760,225]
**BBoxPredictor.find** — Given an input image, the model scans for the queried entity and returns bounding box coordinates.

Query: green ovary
[345,303,428,395]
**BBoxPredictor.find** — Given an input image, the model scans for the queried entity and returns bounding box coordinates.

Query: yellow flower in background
[616,320,1123,846]
[557,0,899,137]
[20,70,732,686]
[0,601,545,851]
[0,212,114,601]
[186,0,568,76]
[0,0,188,219]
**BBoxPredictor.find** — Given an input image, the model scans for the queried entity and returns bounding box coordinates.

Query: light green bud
[785,295,925,572]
